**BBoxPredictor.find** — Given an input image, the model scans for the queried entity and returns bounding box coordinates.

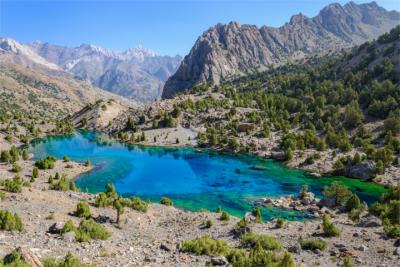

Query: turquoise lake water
[28,131,386,221]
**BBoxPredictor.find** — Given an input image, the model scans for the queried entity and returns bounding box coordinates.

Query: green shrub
[0,192,5,200]
[94,192,110,208]
[322,181,352,207]
[276,218,286,228]
[11,163,22,173]
[0,150,10,162]
[32,167,39,178]
[129,196,148,212]
[220,211,230,221]
[341,256,354,267]
[251,207,263,223]
[345,193,361,212]
[42,252,91,267]
[51,175,69,191]
[63,156,70,162]
[384,223,400,238]
[240,232,282,251]
[3,176,23,193]
[35,156,56,169]
[322,214,340,237]
[22,150,29,160]
[69,181,78,192]
[75,219,110,242]
[0,210,23,231]
[299,185,308,199]
[2,249,31,267]
[160,196,173,206]
[299,237,327,251]
[202,220,213,229]
[61,220,76,234]
[348,208,363,222]
[227,247,295,267]
[84,159,91,167]
[75,201,91,219]
[305,155,315,165]
[180,235,230,256]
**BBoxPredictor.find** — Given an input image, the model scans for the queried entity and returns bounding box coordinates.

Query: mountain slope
[28,42,182,102]
[0,63,134,119]
[162,1,400,98]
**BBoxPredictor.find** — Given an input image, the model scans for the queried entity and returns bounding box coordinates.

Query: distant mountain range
[162,1,400,98]
[0,37,182,102]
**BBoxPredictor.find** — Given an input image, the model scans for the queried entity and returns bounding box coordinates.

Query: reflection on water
[29,131,386,221]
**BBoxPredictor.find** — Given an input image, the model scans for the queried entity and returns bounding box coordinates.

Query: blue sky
[1,0,399,56]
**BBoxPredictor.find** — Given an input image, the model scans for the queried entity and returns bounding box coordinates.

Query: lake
[28,131,385,221]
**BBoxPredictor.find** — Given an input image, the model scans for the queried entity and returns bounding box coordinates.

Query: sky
[1,0,399,56]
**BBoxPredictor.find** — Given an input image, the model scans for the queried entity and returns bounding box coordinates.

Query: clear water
[28,131,386,221]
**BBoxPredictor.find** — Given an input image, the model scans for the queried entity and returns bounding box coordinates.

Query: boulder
[395,247,400,256]
[210,256,229,266]
[271,151,286,161]
[48,222,64,234]
[345,160,376,180]
[357,215,382,227]
[160,243,173,252]
[237,123,255,133]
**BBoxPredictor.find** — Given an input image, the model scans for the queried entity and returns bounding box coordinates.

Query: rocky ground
[1,155,399,266]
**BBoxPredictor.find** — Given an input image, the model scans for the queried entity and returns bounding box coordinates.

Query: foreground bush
[369,185,400,238]
[0,210,23,232]
[61,219,110,242]
[227,247,295,267]
[42,252,94,267]
[75,201,91,219]
[240,232,282,251]
[181,235,230,256]
[160,196,173,206]
[35,156,56,169]
[220,211,230,221]
[299,237,327,251]
[129,196,148,212]
[51,175,69,191]
[1,249,30,267]
[181,235,295,267]
[322,214,341,237]
[3,176,23,193]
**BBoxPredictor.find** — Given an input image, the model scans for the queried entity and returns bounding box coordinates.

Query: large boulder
[345,160,376,180]
[237,123,255,133]
[357,215,382,227]
[271,151,286,161]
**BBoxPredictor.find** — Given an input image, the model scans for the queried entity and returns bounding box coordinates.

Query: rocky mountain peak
[162,1,400,99]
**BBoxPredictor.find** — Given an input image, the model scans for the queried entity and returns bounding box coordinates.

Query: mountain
[28,42,182,102]
[162,1,400,98]
[0,37,135,118]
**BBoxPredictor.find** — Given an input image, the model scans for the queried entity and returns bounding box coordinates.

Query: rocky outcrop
[345,160,376,180]
[162,2,400,98]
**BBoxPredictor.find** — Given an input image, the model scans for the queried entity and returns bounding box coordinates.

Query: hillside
[75,26,400,185]
[0,63,133,120]
[162,1,400,98]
